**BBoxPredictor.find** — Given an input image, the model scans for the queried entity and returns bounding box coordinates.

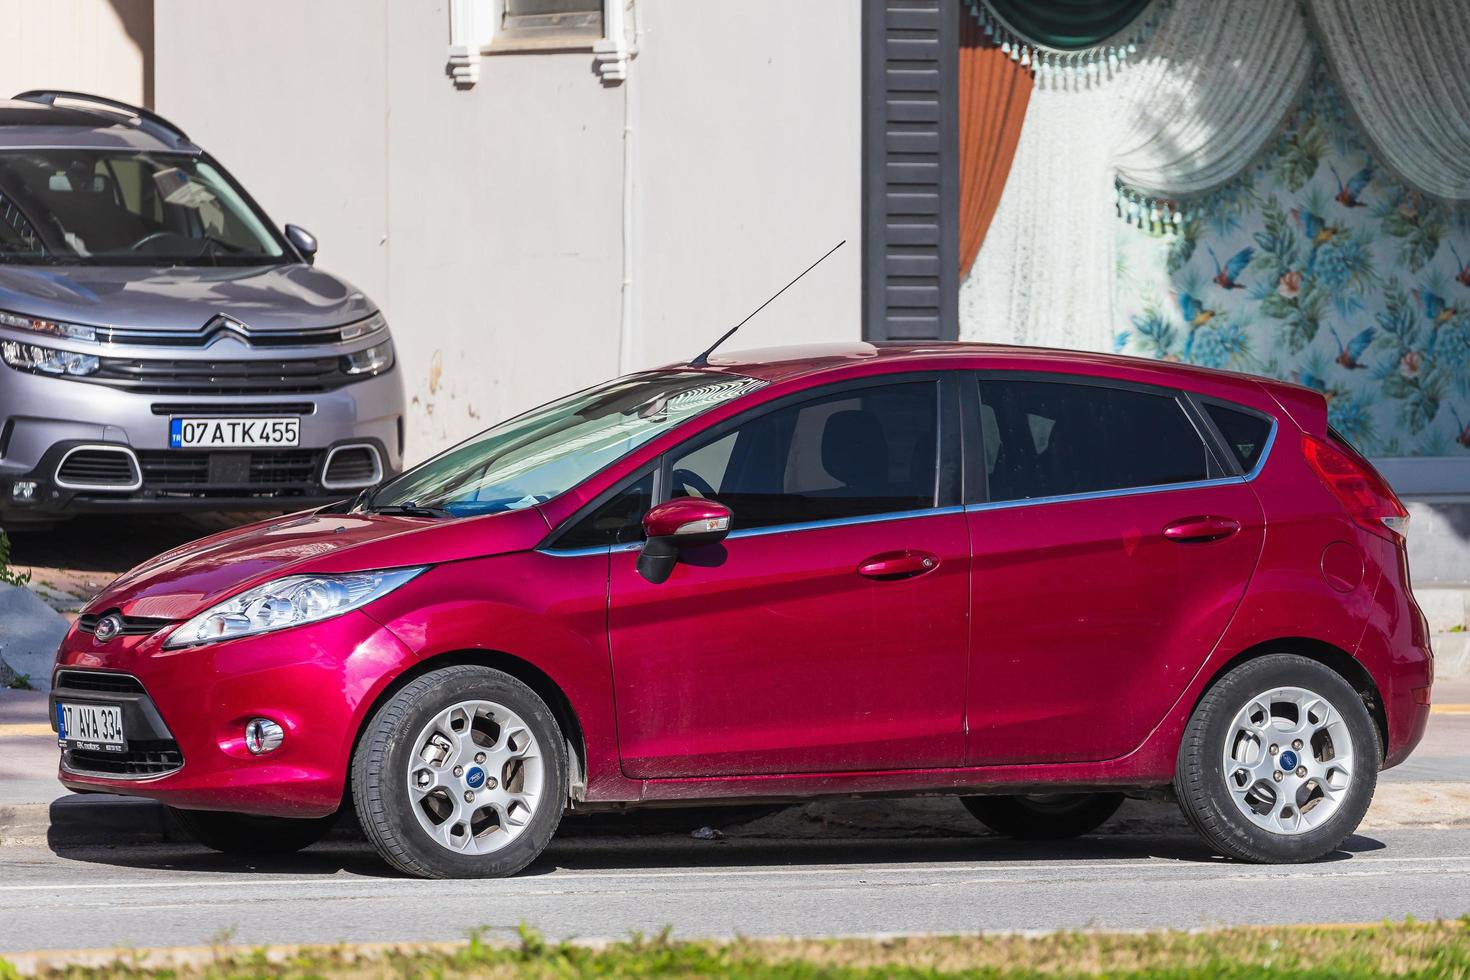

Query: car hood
[0,263,373,332]
[88,507,552,621]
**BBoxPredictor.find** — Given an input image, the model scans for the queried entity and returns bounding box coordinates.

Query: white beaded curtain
[961,0,1312,346]
[1310,0,1470,201]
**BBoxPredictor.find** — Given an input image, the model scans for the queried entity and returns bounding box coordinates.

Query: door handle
[1163,516,1241,542]
[857,550,940,580]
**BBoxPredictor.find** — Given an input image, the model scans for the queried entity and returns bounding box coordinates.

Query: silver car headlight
[339,311,387,341]
[342,339,394,376]
[0,309,97,341]
[164,567,425,648]
[1,340,99,376]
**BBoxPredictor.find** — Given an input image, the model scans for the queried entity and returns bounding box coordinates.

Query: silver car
[0,91,403,526]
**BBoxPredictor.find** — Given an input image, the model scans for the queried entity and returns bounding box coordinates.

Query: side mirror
[284,224,318,264]
[636,497,732,584]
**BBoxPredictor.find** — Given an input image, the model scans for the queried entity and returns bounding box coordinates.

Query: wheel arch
[1194,637,1388,761]
[347,649,589,803]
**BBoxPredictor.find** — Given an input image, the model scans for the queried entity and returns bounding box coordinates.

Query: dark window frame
[963,370,1230,506]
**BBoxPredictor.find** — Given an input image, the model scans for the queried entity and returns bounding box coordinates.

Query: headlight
[0,309,97,342]
[1,340,99,376]
[163,567,424,648]
[339,311,387,341]
[342,339,394,376]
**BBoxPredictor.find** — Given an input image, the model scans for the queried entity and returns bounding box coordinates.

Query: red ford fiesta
[52,342,1432,877]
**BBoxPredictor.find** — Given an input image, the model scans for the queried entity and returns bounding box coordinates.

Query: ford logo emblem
[93,614,124,643]
[465,766,486,790]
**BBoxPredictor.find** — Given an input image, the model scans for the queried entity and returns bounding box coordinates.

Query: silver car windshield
[0,150,285,266]
[364,371,766,518]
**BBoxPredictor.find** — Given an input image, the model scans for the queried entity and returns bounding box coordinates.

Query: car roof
[0,98,198,154]
[685,340,1311,398]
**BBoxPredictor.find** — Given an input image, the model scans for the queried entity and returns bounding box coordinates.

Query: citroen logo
[93,614,124,643]
[202,314,251,345]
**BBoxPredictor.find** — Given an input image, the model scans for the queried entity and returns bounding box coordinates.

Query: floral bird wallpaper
[1115,63,1470,458]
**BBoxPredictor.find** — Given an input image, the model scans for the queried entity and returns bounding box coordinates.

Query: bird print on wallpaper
[1415,288,1459,328]
[1451,405,1470,449]
[1293,207,1342,247]
[1450,244,1470,288]
[1209,246,1254,290]
[1329,325,1375,369]
[1331,164,1373,208]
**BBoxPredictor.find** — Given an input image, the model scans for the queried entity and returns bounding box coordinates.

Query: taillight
[1302,434,1409,541]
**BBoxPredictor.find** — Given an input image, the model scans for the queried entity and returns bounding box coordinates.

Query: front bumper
[52,610,417,817]
[0,363,404,519]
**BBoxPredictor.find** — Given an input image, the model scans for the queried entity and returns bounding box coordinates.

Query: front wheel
[352,665,568,879]
[168,807,338,854]
[960,793,1124,839]
[1175,654,1379,863]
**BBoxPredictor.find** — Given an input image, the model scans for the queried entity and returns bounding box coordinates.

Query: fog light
[11,480,37,501]
[244,718,284,755]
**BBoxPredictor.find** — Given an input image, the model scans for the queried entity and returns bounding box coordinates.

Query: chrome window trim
[1243,418,1279,481]
[53,444,142,492]
[321,442,384,491]
[966,476,1247,514]
[538,505,966,556]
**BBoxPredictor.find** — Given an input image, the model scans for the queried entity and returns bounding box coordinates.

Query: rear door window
[977,378,1212,503]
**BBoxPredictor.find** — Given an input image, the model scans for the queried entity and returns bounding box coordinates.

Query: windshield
[0,150,286,266]
[365,371,767,518]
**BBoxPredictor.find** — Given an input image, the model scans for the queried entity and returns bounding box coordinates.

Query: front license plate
[170,417,300,449]
[56,702,126,753]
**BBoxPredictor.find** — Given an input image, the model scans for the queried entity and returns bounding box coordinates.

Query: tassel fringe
[967,0,1173,91]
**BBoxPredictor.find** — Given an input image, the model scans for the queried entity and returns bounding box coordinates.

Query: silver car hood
[0,263,374,332]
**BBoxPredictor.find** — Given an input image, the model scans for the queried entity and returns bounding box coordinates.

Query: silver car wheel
[405,699,545,855]
[1222,684,1355,836]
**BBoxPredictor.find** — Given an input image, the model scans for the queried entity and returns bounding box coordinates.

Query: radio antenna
[688,239,845,367]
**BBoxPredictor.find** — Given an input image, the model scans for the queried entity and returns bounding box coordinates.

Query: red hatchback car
[52,343,1433,878]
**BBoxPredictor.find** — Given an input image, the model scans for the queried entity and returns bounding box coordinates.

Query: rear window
[977,379,1211,503]
[1204,403,1273,474]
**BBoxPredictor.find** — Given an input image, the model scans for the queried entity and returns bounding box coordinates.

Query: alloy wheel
[1221,685,1355,836]
[405,699,545,854]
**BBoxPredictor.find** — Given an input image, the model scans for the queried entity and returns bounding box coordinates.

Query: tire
[168,807,337,854]
[1175,654,1379,864]
[351,664,568,879]
[961,793,1124,839]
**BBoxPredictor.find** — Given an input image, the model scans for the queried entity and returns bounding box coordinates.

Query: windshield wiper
[367,503,454,519]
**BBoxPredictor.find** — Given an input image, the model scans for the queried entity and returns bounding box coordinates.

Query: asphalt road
[1,826,1468,954]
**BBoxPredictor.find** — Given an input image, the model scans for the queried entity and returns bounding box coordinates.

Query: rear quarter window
[1203,403,1273,474]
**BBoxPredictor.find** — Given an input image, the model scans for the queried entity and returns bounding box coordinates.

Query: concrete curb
[0,795,176,846]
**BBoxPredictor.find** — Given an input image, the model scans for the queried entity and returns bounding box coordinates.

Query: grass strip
[4,918,1468,978]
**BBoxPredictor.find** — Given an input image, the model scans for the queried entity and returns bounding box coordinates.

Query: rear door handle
[1163,516,1241,542]
[857,550,940,580]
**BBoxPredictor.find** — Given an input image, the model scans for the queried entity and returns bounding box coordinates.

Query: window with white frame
[499,0,603,44]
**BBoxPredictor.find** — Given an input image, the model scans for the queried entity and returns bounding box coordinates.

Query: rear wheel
[168,807,337,854]
[961,793,1124,839]
[1176,654,1378,863]
[352,664,567,879]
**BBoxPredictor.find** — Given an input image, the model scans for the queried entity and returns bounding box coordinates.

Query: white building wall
[148,0,862,462]
[0,0,153,106]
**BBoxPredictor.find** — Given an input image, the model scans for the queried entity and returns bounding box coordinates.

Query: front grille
[65,739,183,777]
[97,324,350,349]
[55,448,138,488]
[53,669,148,693]
[150,402,317,417]
[135,449,323,497]
[88,356,351,395]
[74,615,173,638]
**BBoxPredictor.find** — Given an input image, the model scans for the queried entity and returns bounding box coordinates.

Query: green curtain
[986,0,1153,50]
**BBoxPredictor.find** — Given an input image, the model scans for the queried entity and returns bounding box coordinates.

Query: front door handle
[1163,515,1241,542]
[857,550,940,580]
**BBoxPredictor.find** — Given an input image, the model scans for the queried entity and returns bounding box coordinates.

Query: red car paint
[52,343,1432,816]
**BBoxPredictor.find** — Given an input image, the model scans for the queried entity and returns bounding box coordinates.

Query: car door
[606,376,970,779]
[963,373,1265,766]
